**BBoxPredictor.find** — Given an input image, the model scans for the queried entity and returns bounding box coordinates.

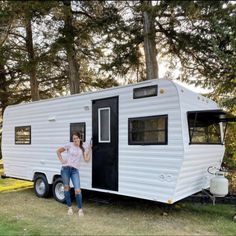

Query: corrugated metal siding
[174,146,224,202]
[173,84,225,202]
[2,79,184,203]
[3,79,224,203]
[2,92,94,188]
[117,80,183,202]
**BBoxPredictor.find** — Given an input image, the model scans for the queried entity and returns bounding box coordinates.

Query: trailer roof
[5,79,171,109]
[4,78,206,110]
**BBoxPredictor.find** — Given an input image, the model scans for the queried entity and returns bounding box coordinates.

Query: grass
[0,216,41,236]
[0,187,235,236]
[0,166,235,235]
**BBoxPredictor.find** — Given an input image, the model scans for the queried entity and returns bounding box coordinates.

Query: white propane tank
[210,171,229,197]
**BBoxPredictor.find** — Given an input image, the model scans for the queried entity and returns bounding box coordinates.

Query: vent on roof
[133,85,158,99]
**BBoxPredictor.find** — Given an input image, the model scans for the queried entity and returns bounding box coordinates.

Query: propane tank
[210,171,228,197]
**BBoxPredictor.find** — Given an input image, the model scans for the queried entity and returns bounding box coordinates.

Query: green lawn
[0,187,235,235]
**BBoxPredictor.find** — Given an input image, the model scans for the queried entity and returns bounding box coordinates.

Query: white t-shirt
[62,142,90,169]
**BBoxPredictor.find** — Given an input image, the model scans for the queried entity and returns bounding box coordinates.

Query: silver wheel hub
[36,179,46,195]
[55,182,65,201]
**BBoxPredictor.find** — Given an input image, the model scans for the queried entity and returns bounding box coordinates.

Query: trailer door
[92,96,118,191]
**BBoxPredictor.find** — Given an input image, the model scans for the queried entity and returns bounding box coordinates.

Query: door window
[98,107,110,143]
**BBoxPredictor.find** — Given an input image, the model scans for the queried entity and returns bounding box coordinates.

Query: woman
[56,132,92,217]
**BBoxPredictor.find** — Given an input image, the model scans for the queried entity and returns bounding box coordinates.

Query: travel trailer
[1,79,235,204]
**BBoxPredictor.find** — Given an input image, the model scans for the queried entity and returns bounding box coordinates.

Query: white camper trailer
[1,79,234,204]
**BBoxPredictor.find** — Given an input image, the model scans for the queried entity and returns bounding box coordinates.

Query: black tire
[34,174,50,198]
[52,178,66,203]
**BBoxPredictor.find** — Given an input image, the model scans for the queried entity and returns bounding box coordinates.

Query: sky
[158,60,211,94]
[174,80,209,94]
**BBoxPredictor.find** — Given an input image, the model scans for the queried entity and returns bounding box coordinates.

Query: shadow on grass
[81,189,236,220]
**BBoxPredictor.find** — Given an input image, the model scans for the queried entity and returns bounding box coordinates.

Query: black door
[92,96,118,191]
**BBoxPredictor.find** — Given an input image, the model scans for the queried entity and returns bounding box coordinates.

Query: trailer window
[128,115,168,145]
[133,85,158,99]
[70,123,86,142]
[188,113,221,144]
[15,126,31,145]
[98,107,110,143]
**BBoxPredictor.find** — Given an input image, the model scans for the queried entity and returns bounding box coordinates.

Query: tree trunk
[67,51,80,94]
[25,16,40,101]
[142,0,158,80]
[0,64,7,160]
[63,1,80,94]
[0,64,9,117]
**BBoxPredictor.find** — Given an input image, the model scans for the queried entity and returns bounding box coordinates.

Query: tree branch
[71,10,94,20]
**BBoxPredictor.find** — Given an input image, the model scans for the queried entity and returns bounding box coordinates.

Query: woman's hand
[84,144,92,162]
[56,147,66,164]
[84,154,90,162]
[60,159,67,165]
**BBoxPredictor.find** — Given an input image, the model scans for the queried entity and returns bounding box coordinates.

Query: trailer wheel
[34,174,50,198]
[52,178,66,203]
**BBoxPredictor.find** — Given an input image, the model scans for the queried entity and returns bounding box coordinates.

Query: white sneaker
[67,207,73,216]
[78,209,84,217]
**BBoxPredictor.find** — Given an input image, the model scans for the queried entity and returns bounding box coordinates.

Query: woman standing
[56,132,92,217]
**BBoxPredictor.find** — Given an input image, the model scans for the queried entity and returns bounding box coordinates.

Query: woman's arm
[84,144,92,162]
[56,147,66,164]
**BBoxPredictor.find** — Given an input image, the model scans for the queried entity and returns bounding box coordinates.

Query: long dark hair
[72,132,84,155]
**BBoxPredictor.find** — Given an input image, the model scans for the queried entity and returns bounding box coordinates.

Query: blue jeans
[61,166,82,209]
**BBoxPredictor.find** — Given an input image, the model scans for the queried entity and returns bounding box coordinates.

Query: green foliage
[0,136,2,159]
[166,1,236,110]
[1,0,235,97]
[223,122,236,169]
[222,121,236,194]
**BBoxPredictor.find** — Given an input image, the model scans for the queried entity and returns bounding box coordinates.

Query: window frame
[98,107,111,143]
[15,126,31,145]
[70,122,86,142]
[128,115,168,145]
[187,111,222,145]
[133,85,158,99]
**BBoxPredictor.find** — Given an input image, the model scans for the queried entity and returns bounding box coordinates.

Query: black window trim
[128,114,168,145]
[15,125,31,145]
[133,85,158,99]
[70,122,86,142]
[187,111,223,145]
